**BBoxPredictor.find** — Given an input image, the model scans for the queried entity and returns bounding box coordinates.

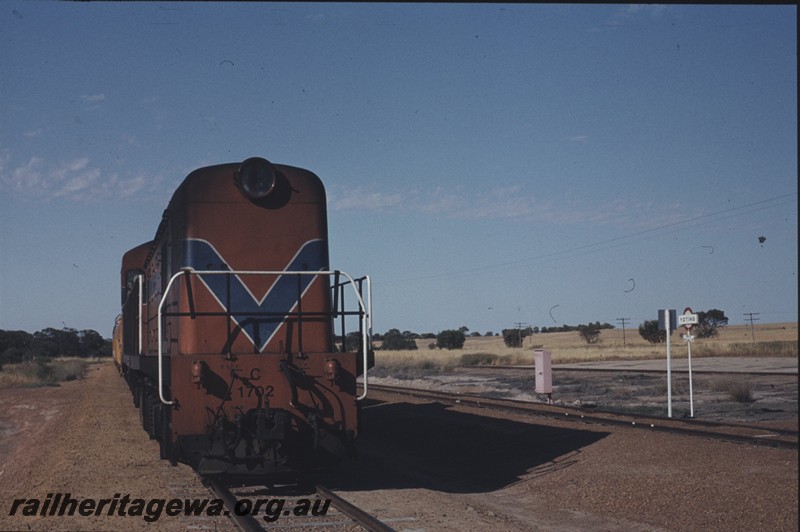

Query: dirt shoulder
[0,361,234,532]
[336,389,798,531]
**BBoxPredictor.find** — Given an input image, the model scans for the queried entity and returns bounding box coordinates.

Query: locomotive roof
[143,160,326,268]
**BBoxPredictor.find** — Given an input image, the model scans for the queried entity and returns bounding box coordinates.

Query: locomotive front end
[120,157,372,478]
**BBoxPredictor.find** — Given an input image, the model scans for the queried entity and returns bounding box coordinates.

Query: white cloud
[328,181,692,229]
[79,94,106,111]
[329,187,405,210]
[9,156,46,192]
[602,4,668,30]
[54,168,101,197]
[116,174,147,197]
[0,154,158,203]
[66,157,90,173]
[418,187,465,215]
[81,94,106,103]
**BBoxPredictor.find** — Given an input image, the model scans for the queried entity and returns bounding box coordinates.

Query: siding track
[368,383,798,449]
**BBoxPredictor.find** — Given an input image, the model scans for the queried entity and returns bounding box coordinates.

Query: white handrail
[157,268,372,406]
[359,275,372,400]
[137,274,144,355]
[157,271,183,405]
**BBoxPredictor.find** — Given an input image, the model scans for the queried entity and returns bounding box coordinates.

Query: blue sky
[1,3,797,338]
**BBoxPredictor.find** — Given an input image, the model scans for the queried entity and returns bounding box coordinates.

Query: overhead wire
[387,192,797,284]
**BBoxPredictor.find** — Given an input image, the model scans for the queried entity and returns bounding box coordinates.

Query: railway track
[460,364,798,376]
[367,383,799,449]
[203,477,395,532]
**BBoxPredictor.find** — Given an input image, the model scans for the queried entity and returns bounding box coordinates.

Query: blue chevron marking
[182,238,326,352]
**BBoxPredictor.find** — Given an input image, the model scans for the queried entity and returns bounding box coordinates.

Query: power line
[388,192,797,284]
[743,312,760,343]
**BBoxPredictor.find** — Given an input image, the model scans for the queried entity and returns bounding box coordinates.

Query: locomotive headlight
[236,157,277,200]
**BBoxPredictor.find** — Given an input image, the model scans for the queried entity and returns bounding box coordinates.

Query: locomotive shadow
[319,398,610,494]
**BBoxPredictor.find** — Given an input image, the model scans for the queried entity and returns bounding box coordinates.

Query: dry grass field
[0,358,90,389]
[375,322,798,372]
[1,325,793,388]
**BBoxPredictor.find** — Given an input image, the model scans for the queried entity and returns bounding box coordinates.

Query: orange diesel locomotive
[113,157,373,477]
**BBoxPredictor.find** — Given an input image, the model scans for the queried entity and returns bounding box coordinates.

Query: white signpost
[659,309,700,418]
[659,309,676,417]
[680,307,699,418]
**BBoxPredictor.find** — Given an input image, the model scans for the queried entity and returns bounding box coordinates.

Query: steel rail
[315,484,395,532]
[375,381,800,437]
[367,382,800,436]
[458,364,798,376]
[367,384,798,450]
[203,478,264,532]
[203,476,394,532]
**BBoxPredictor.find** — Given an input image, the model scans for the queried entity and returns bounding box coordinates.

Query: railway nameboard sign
[678,307,698,331]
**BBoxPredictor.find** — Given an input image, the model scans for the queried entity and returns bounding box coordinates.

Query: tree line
[341,328,469,351]
[353,309,729,351]
[638,309,728,344]
[0,328,112,367]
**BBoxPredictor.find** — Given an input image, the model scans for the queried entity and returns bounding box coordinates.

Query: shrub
[639,320,666,344]
[0,347,25,365]
[577,325,601,344]
[502,328,528,348]
[381,329,418,350]
[460,353,499,366]
[436,329,465,350]
[34,358,53,381]
[0,358,88,388]
[51,359,87,382]
[711,378,755,403]
[694,309,729,339]
[727,381,755,403]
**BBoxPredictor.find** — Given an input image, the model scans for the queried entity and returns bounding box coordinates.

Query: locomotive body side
[118,158,371,477]
[117,241,152,374]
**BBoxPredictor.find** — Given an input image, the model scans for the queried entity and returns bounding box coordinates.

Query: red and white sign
[678,307,698,331]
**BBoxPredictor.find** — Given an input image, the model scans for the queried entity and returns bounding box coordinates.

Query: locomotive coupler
[255,406,288,444]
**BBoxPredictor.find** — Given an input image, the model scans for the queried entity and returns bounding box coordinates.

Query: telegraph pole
[617,317,630,347]
[514,322,527,347]
[743,312,760,342]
